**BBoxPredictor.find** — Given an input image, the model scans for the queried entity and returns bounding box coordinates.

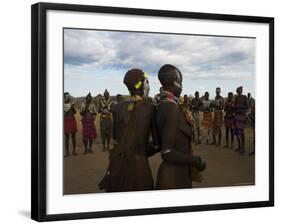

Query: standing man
[233,86,249,154]
[211,87,224,146]
[180,94,193,127]
[190,91,203,144]
[80,92,97,154]
[64,92,78,157]
[183,94,190,110]
[116,94,122,104]
[183,94,191,113]
[111,94,122,146]
[247,93,255,129]
[155,64,206,190]
[247,93,255,110]
[99,89,113,151]
[99,69,159,192]
[224,92,235,149]
[201,92,213,144]
[247,93,255,155]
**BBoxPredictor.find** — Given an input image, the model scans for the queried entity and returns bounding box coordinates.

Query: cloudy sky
[64,28,255,98]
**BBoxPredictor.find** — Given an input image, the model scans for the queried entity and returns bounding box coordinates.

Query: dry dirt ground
[64,113,255,194]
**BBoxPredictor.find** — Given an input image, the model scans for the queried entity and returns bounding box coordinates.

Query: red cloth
[82,113,97,140]
[64,115,77,134]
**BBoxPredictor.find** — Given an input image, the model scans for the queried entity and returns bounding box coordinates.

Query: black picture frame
[31,2,274,222]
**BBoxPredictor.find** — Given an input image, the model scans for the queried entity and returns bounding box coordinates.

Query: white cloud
[65,29,255,79]
[64,29,255,97]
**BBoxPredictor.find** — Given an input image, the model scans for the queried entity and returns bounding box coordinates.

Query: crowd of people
[64,64,255,192]
[181,87,255,155]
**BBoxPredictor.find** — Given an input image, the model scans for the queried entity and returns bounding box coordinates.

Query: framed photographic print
[31,2,274,222]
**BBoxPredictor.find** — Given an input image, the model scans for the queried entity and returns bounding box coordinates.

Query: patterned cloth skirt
[82,114,97,141]
[233,113,247,136]
[201,112,213,129]
[224,116,234,129]
[64,115,77,134]
[212,110,223,135]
